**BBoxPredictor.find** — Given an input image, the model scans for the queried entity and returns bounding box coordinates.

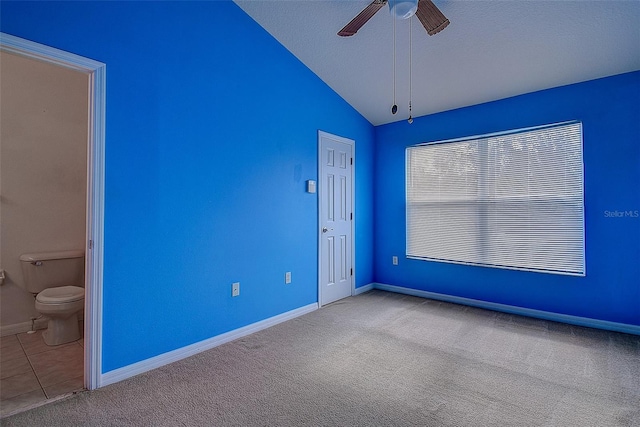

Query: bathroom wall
[0,51,88,334]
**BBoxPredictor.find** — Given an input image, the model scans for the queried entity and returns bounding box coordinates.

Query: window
[406,121,585,276]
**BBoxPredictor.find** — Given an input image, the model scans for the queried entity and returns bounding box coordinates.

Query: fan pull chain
[391,14,397,115]
[408,16,413,124]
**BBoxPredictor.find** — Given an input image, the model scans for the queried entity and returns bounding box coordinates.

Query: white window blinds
[406,121,585,276]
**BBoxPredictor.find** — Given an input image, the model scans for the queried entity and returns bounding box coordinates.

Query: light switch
[306,180,316,193]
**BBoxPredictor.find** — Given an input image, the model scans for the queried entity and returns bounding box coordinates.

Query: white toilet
[20,250,85,346]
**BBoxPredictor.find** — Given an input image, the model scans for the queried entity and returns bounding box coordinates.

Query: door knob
[322,227,333,233]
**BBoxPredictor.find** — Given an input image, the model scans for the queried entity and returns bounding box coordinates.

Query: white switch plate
[392,256,398,265]
[306,180,316,193]
[232,282,240,297]
[285,272,292,284]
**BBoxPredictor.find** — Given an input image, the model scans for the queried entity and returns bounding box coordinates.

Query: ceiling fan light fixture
[389,0,418,20]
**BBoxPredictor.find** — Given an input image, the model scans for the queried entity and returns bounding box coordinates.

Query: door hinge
[350,212,353,220]
[350,157,353,165]
[350,268,353,276]
[89,240,93,250]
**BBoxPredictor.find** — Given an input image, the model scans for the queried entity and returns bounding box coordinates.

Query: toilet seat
[36,286,84,304]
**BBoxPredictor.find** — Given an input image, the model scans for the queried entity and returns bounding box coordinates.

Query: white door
[318,131,353,306]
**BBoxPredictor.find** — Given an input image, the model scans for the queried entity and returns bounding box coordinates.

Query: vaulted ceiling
[235,0,640,125]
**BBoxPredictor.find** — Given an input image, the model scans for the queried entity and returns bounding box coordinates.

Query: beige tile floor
[0,330,84,418]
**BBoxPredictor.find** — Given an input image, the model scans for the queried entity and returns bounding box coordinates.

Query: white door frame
[317,130,355,307]
[1,33,106,390]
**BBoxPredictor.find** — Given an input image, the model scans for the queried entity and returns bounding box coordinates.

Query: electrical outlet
[285,272,292,284]
[392,256,398,265]
[232,282,240,297]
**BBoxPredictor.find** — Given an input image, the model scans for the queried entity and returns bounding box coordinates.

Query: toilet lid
[37,286,85,304]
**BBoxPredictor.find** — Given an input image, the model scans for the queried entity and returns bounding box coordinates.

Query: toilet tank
[19,250,85,294]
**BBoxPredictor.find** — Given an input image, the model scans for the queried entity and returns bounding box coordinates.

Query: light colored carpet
[3,290,639,426]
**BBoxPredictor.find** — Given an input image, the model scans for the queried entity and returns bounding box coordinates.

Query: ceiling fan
[338,0,450,37]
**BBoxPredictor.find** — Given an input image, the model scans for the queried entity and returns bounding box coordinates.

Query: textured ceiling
[235,0,640,126]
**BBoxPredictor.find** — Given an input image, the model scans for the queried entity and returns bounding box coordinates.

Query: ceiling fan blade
[415,0,450,36]
[338,0,387,37]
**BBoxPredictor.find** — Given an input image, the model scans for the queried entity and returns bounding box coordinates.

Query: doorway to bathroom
[0,33,105,417]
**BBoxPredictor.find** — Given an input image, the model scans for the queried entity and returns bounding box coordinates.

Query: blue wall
[3,0,638,377]
[1,1,375,372]
[375,71,640,326]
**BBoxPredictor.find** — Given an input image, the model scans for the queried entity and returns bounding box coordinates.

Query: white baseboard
[0,318,48,337]
[99,302,319,388]
[354,283,375,295]
[94,282,640,388]
[372,283,640,336]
